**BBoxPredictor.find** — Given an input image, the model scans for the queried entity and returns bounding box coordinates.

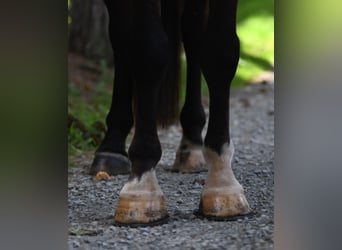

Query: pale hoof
[200,143,250,218]
[114,193,169,225]
[114,170,169,225]
[200,190,250,218]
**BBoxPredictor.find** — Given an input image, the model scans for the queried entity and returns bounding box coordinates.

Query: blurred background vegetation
[68,0,274,157]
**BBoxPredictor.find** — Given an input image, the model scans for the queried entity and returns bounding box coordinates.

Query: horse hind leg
[90,0,134,177]
[199,0,250,217]
[172,0,208,173]
[89,61,133,177]
[90,58,133,177]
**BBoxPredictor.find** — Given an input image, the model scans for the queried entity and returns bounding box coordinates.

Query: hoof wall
[200,192,250,218]
[89,152,131,176]
[114,195,169,225]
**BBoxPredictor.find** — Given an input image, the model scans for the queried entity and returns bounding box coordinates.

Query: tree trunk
[68,0,113,65]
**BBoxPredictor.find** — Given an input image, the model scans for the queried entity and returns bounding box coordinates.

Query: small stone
[95,171,110,181]
[72,240,80,248]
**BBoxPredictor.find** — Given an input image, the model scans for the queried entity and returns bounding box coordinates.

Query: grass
[235,0,274,86]
[68,0,274,157]
[68,71,111,156]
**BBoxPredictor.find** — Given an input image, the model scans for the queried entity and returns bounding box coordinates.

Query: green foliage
[68,63,112,156]
[68,0,72,25]
[68,123,94,155]
[234,0,274,86]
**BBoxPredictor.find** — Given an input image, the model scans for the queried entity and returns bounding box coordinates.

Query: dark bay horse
[90,0,250,225]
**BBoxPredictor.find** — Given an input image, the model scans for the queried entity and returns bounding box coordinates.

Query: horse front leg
[90,0,134,177]
[199,0,250,218]
[114,0,169,225]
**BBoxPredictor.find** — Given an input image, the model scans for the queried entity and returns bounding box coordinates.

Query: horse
[89,0,250,225]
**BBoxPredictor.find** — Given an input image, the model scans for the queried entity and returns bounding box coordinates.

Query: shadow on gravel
[193,209,258,222]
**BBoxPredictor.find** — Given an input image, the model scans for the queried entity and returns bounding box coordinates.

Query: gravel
[68,83,274,249]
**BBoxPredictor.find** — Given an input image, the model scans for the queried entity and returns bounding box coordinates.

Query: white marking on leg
[120,170,164,197]
[203,142,243,194]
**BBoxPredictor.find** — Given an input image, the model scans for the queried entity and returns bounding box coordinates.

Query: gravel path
[68,83,274,249]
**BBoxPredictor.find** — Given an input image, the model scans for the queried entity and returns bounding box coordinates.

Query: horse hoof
[114,170,169,225]
[114,194,169,225]
[89,152,131,176]
[172,138,207,173]
[200,190,250,218]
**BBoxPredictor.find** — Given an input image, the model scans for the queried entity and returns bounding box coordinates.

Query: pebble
[72,240,80,248]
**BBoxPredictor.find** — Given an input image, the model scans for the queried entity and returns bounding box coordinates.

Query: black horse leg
[172,0,208,173]
[199,0,250,217]
[114,0,169,225]
[90,1,134,176]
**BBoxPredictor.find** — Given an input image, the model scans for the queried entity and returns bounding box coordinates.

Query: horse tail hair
[157,0,182,127]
